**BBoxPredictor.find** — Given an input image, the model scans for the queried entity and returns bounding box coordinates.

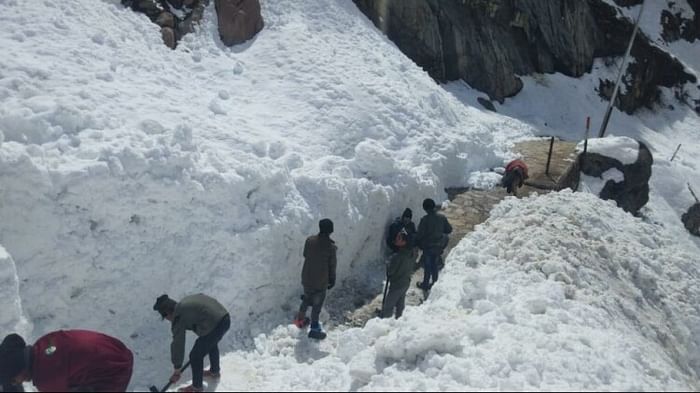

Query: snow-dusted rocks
[578,136,653,214]
[215,0,264,47]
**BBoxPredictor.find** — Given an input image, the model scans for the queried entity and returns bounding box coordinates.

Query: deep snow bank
[0,245,30,337]
[0,0,535,387]
[213,191,700,391]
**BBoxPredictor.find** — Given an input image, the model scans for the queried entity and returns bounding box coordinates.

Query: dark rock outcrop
[122,0,210,49]
[353,0,698,114]
[579,140,653,215]
[214,0,264,47]
[682,203,700,236]
[661,0,700,42]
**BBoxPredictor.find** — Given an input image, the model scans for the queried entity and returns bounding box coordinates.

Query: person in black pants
[154,294,231,393]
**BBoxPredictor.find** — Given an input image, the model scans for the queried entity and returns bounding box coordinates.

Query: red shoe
[293,316,310,328]
[203,370,221,380]
[177,385,203,392]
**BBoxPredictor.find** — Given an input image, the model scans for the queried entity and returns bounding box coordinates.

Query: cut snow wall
[0,245,31,337]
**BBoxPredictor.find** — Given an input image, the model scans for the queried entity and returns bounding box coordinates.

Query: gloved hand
[170,369,182,383]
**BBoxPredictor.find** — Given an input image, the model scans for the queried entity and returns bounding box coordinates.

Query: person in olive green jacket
[153,294,230,393]
[293,218,337,338]
[381,228,415,319]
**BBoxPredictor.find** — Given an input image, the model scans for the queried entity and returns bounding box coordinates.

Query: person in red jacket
[0,330,133,392]
[502,159,529,196]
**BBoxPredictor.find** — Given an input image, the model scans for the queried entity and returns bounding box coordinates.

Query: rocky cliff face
[354,0,699,114]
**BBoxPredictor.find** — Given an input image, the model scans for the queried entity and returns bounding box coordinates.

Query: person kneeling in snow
[154,293,230,393]
[0,330,133,392]
[293,218,338,339]
[501,159,529,196]
[382,226,415,319]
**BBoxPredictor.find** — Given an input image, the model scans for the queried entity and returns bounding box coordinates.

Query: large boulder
[682,203,700,237]
[214,0,264,47]
[577,137,653,215]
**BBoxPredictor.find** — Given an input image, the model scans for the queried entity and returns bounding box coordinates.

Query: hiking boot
[177,385,203,392]
[417,282,432,290]
[308,322,326,340]
[203,370,221,380]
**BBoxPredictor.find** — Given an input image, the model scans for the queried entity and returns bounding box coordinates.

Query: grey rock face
[354,0,697,113]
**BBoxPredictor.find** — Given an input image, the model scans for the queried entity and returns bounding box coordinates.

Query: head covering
[319,218,334,235]
[422,198,436,212]
[402,208,412,219]
[0,334,27,385]
[153,294,177,319]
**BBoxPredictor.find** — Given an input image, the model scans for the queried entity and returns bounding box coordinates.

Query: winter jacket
[29,330,133,392]
[387,248,414,288]
[301,234,338,291]
[386,218,416,253]
[416,211,452,252]
[505,159,529,181]
[170,294,229,369]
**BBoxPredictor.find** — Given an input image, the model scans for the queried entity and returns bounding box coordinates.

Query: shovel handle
[151,361,191,392]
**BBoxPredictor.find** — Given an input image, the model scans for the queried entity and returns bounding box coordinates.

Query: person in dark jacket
[501,159,529,196]
[293,218,338,338]
[381,228,415,319]
[386,208,417,253]
[154,293,230,393]
[0,330,133,392]
[415,198,452,290]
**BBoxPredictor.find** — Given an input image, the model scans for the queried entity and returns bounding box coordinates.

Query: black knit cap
[422,198,436,212]
[153,294,177,318]
[402,208,412,219]
[319,218,334,235]
[0,334,27,385]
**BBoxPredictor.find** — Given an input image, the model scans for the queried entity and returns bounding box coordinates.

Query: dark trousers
[190,314,231,388]
[299,288,327,324]
[381,281,409,319]
[421,250,440,288]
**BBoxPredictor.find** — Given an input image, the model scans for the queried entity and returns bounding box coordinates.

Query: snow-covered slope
[213,191,700,391]
[0,0,532,388]
[2,0,700,391]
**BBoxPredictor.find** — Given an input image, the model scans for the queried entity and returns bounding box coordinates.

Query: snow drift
[213,191,700,391]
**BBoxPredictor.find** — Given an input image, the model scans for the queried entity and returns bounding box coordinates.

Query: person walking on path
[0,330,133,392]
[154,293,230,393]
[293,218,337,340]
[415,198,452,291]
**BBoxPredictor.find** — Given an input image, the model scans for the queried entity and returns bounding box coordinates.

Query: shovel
[149,361,191,393]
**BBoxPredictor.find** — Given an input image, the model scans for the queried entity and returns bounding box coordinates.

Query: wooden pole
[689,183,700,204]
[584,116,590,154]
[670,144,682,162]
[545,136,555,175]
